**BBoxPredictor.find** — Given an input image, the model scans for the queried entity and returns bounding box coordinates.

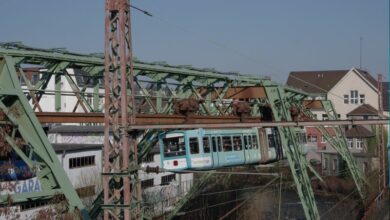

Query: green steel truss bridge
[0,42,380,219]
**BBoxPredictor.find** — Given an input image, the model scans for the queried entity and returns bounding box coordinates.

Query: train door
[244,134,256,163]
[232,135,245,165]
[219,135,234,166]
[202,136,213,168]
[211,136,221,168]
[251,134,261,163]
[188,135,212,169]
[265,128,277,161]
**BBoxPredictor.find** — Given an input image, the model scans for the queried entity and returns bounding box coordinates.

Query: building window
[141,179,154,189]
[20,199,50,211]
[307,135,317,143]
[161,174,176,185]
[350,90,358,104]
[19,75,26,86]
[332,159,337,171]
[356,138,363,149]
[69,155,95,169]
[323,158,328,169]
[31,73,40,85]
[347,139,353,149]
[321,136,326,143]
[142,154,154,163]
[76,185,96,198]
[359,94,365,104]
[87,94,93,106]
[322,114,328,120]
[344,95,349,104]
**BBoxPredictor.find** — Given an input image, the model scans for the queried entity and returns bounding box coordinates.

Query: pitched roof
[286,69,378,94]
[345,125,375,138]
[286,70,349,94]
[347,104,378,116]
[356,69,378,89]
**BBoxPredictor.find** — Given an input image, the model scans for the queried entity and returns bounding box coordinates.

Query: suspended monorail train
[159,127,288,170]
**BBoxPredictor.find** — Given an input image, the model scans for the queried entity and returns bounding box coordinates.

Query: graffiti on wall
[0,177,42,195]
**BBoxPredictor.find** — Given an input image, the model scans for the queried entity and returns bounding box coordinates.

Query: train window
[222,136,232,152]
[233,136,242,151]
[163,136,186,157]
[217,137,222,151]
[248,136,252,149]
[212,137,217,152]
[203,137,210,153]
[252,135,258,149]
[267,135,276,148]
[189,137,199,154]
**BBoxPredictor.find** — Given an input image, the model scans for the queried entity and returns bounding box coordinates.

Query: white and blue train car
[159,127,285,171]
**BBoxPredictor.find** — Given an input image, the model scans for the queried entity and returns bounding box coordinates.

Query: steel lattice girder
[0,43,311,219]
[0,43,309,116]
[264,86,320,220]
[0,42,373,220]
[0,56,90,219]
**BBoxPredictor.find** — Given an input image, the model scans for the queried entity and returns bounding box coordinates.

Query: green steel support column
[0,56,90,219]
[320,100,366,199]
[55,74,61,112]
[264,86,320,220]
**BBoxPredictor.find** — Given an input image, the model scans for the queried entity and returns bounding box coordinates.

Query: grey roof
[52,143,102,152]
[49,125,104,133]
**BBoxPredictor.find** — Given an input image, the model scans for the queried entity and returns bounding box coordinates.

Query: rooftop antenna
[359,36,363,69]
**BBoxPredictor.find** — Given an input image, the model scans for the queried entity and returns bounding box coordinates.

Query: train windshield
[162,134,186,157]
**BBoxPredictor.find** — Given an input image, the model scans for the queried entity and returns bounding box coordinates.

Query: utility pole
[359,37,363,69]
[103,0,140,219]
[377,74,386,191]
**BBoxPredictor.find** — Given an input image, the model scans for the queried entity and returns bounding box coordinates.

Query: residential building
[286,68,381,176]
[287,68,379,120]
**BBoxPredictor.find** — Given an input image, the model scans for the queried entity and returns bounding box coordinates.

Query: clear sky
[0,0,388,83]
